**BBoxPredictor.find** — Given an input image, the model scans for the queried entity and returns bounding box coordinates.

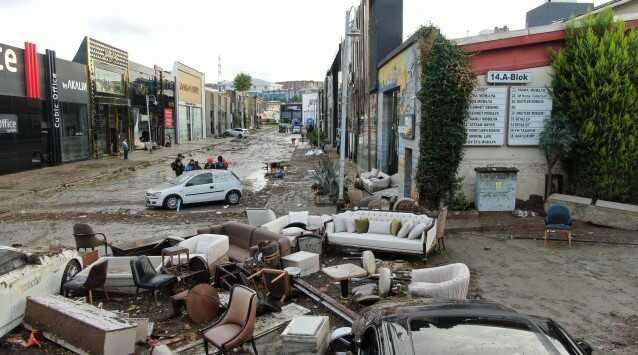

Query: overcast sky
[1,0,608,83]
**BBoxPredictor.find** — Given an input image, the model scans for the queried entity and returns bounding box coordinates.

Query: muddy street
[0,127,297,247]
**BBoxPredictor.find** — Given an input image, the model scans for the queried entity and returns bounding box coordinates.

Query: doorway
[405,148,413,198]
[388,90,399,175]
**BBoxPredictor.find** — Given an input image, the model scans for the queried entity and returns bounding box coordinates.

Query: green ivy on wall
[416,28,476,209]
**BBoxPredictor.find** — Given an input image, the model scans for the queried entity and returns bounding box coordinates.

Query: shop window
[60,102,89,162]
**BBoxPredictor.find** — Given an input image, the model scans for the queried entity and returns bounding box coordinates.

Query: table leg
[340,279,350,299]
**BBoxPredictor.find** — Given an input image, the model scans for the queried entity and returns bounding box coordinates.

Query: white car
[224,128,249,138]
[145,170,243,209]
[0,246,82,338]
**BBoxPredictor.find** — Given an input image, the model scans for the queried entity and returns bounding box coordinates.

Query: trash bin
[474,167,519,212]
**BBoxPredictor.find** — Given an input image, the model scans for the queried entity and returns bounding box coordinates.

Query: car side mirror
[575,339,593,355]
[329,327,355,353]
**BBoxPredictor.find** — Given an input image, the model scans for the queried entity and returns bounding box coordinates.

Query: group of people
[171,154,229,177]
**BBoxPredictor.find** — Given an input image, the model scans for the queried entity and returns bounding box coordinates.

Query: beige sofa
[260,213,332,247]
[326,210,437,256]
[360,169,400,193]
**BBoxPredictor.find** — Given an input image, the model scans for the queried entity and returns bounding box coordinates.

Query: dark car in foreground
[330,301,593,355]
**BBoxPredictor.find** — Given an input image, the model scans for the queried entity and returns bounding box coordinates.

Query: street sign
[487,71,532,84]
[508,87,552,146]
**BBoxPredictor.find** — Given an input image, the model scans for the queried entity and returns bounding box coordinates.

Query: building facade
[1,42,90,174]
[73,37,130,158]
[302,92,319,127]
[174,62,205,143]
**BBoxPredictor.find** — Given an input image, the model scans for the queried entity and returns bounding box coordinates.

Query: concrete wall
[460,66,554,203]
[377,43,419,198]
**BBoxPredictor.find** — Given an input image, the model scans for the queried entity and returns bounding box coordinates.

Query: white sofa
[326,210,436,256]
[176,234,229,270]
[261,213,332,247]
[408,263,470,300]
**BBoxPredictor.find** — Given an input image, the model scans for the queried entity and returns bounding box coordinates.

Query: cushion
[390,173,401,187]
[289,211,309,225]
[371,168,379,177]
[397,221,414,238]
[369,220,391,235]
[355,218,369,233]
[282,227,305,236]
[345,217,356,233]
[390,220,402,236]
[334,215,349,233]
[408,223,428,240]
[223,222,254,249]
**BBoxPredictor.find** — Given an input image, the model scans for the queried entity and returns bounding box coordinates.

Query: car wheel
[225,190,241,205]
[60,259,81,294]
[238,134,243,138]
[164,195,182,210]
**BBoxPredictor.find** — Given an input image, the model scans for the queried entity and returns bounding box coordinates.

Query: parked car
[224,128,249,138]
[292,125,301,134]
[145,170,243,209]
[0,246,83,338]
[329,301,593,355]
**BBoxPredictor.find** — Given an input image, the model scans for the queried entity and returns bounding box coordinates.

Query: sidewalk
[0,137,226,204]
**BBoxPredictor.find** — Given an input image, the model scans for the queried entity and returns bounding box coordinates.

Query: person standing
[171,158,184,177]
[122,139,129,160]
[216,156,229,170]
[205,157,215,169]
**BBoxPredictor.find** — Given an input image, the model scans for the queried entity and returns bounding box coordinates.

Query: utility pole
[338,6,360,203]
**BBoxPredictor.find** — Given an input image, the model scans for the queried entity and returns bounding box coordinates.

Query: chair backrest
[546,204,572,225]
[130,255,156,286]
[73,223,96,236]
[347,190,363,208]
[84,259,108,289]
[393,198,418,212]
[246,208,277,227]
[224,285,257,330]
[73,223,102,249]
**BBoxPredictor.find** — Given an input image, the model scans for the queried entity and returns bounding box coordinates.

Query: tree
[416,28,476,209]
[551,9,638,203]
[233,73,252,92]
[539,114,577,178]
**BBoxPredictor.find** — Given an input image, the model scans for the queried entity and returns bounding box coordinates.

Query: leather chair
[545,204,573,247]
[73,223,109,255]
[201,285,258,355]
[130,255,177,303]
[63,259,109,304]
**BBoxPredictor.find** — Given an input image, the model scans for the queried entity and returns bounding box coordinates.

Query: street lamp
[145,94,157,153]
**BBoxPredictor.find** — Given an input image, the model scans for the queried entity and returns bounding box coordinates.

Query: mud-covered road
[0,127,298,247]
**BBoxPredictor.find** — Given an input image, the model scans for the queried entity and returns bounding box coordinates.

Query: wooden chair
[544,204,574,247]
[201,285,258,355]
[73,223,109,255]
[435,207,449,252]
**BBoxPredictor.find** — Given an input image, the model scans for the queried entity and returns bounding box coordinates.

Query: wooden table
[161,246,190,273]
[322,263,367,300]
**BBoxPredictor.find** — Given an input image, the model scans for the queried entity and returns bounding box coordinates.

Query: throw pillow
[408,223,428,240]
[368,220,391,234]
[289,211,309,225]
[345,217,356,233]
[397,221,414,238]
[282,227,305,236]
[355,218,369,233]
[333,215,348,233]
[371,168,379,177]
[390,220,402,236]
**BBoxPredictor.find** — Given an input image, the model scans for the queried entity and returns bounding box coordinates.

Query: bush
[416,28,476,209]
[551,9,638,203]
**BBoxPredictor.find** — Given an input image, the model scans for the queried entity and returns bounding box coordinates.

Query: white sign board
[508,87,552,146]
[487,71,532,84]
[465,87,508,146]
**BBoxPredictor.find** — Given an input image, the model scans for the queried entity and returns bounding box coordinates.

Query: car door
[210,172,229,201]
[182,172,214,204]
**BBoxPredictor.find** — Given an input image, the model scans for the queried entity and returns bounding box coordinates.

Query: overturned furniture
[24,295,137,355]
[408,263,470,300]
[281,316,330,355]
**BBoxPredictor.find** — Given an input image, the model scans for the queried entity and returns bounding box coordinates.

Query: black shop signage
[45,49,62,165]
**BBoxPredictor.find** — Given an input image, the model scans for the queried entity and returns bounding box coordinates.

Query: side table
[322,263,367,300]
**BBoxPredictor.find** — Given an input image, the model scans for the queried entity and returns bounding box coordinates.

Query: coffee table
[322,263,367,300]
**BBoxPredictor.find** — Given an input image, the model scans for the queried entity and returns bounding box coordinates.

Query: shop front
[0,42,90,175]
[174,62,205,144]
[74,37,130,157]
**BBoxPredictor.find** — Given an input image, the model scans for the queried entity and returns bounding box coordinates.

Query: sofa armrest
[325,221,335,234]
[278,237,292,257]
[422,220,438,254]
[196,224,224,235]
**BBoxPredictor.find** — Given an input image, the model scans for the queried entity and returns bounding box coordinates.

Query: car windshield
[405,317,572,355]
[168,174,191,185]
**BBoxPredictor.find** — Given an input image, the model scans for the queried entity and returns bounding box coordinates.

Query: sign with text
[164,108,174,128]
[487,71,532,84]
[508,87,552,146]
[0,114,18,133]
[465,87,507,146]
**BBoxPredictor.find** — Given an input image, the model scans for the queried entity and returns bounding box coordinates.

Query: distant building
[302,92,319,127]
[276,80,322,91]
[526,1,593,27]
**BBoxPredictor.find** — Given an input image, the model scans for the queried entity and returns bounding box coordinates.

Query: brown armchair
[73,223,109,255]
[201,285,258,355]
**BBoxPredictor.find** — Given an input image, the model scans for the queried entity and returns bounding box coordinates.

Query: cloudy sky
[1,0,607,83]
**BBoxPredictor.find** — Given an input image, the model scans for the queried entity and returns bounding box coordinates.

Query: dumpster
[474,167,519,212]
